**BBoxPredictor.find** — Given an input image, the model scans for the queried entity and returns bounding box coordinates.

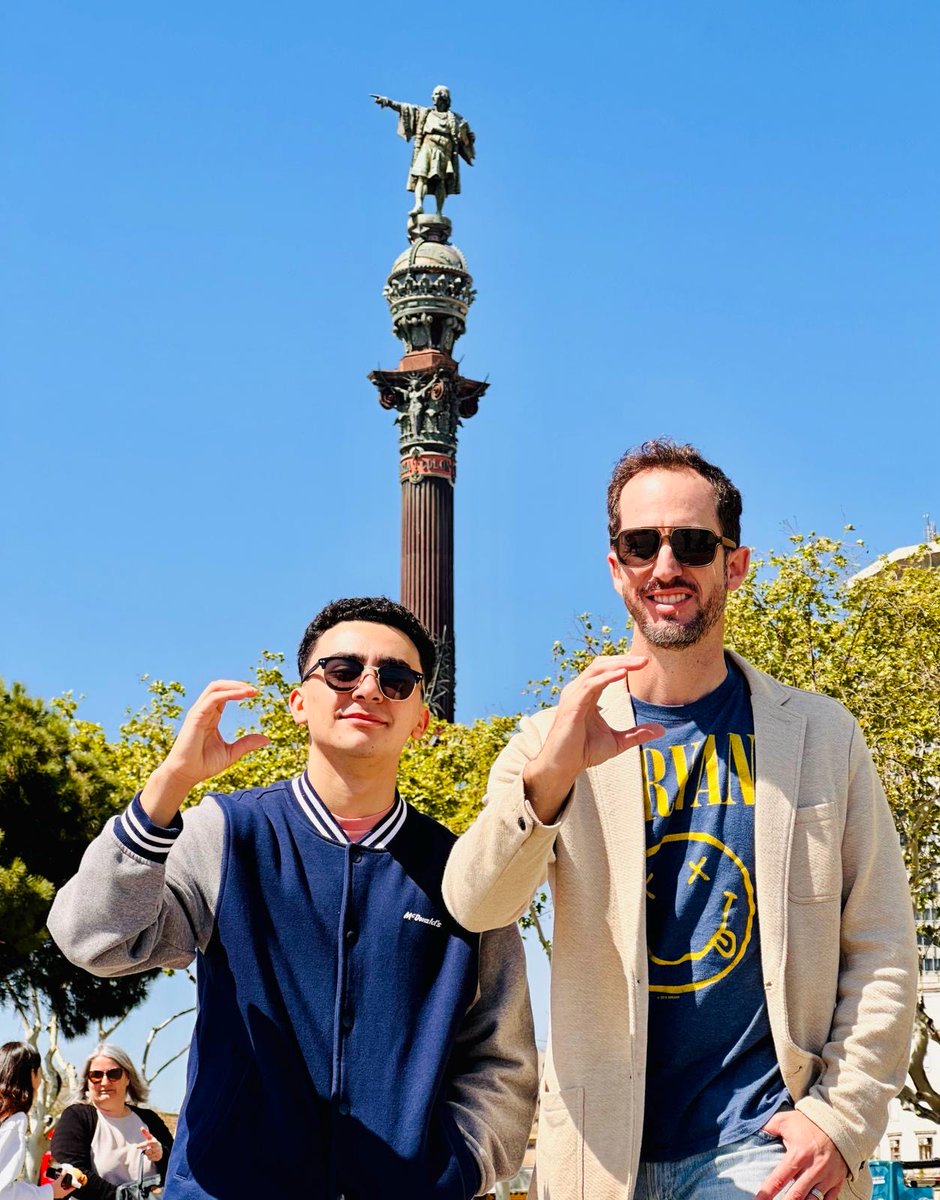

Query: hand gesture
[524,655,664,823]
[136,1125,164,1164]
[140,681,271,825]
[371,94,390,107]
[50,1179,76,1199]
[755,1109,848,1200]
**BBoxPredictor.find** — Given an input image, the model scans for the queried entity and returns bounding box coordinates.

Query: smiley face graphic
[646,831,755,994]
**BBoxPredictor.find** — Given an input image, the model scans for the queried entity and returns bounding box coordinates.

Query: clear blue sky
[3,2,938,1109]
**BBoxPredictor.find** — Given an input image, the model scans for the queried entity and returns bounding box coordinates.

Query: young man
[443,442,917,1200]
[50,597,537,1200]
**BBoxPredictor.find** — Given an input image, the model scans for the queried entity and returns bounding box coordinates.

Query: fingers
[754,1119,847,1200]
[187,681,260,723]
[557,655,649,708]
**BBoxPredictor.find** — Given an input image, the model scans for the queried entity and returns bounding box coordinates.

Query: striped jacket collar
[291,772,407,849]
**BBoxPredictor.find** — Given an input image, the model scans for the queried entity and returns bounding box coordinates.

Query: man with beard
[443,441,917,1200]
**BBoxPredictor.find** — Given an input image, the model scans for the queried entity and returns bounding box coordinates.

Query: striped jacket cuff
[114,793,184,862]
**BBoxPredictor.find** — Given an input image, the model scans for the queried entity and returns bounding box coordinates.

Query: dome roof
[389,238,468,276]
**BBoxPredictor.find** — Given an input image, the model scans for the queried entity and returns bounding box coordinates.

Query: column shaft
[401,478,455,721]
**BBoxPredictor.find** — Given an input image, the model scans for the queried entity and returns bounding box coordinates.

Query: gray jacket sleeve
[48,797,225,975]
[448,923,538,1195]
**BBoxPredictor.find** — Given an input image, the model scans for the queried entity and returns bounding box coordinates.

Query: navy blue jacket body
[166,782,481,1200]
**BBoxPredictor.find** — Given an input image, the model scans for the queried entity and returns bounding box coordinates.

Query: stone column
[369,215,487,720]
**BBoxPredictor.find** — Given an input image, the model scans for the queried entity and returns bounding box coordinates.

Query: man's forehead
[617,467,719,522]
[313,620,420,662]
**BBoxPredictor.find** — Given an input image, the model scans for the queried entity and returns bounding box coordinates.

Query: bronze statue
[372,86,475,216]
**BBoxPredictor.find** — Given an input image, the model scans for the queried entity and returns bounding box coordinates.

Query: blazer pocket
[536,1086,584,1200]
[788,802,842,903]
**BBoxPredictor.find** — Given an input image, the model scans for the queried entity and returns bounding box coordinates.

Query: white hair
[69,1043,150,1107]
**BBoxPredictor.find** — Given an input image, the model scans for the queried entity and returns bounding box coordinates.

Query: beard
[623,574,727,649]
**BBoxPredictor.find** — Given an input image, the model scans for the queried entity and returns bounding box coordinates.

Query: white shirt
[0,1112,53,1199]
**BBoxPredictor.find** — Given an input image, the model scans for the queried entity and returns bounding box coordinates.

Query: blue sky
[3,3,938,1108]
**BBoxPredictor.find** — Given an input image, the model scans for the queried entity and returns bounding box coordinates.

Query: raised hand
[140,681,271,826]
[136,1125,164,1164]
[523,655,664,824]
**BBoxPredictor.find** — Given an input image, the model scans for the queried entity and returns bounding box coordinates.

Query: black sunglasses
[612,527,738,567]
[301,655,424,701]
[88,1067,125,1082]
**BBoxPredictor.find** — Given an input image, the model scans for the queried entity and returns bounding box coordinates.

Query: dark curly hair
[606,438,743,547]
[296,597,436,683]
[0,1041,41,1119]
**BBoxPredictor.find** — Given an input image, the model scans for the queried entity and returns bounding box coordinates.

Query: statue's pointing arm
[371,94,403,114]
[373,95,423,143]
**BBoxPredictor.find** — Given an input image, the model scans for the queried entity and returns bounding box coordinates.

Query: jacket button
[351,850,363,864]
[517,816,526,831]
[341,1012,353,1032]
[345,928,357,945]
[337,1100,350,1116]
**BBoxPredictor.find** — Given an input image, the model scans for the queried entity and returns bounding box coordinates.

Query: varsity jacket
[443,654,918,1200]
[49,777,537,1200]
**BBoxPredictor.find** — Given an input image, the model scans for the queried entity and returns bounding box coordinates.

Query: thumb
[228,733,271,764]
[761,1112,783,1137]
[611,722,664,755]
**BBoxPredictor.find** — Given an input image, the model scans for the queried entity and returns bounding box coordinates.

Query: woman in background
[0,1041,75,1199]
[51,1045,173,1200]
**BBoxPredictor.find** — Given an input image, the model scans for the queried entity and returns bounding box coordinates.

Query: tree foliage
[70,653,518,835]
[724,533,940,921]
[0,680,159,1039]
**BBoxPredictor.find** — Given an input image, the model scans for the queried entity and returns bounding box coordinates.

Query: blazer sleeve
[50,1106,116,1200]
[443,710,568,932]
[446,924,538,1195]
[794,722,918,1176]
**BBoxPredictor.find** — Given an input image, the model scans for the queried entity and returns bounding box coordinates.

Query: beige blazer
[443,654,917,1200]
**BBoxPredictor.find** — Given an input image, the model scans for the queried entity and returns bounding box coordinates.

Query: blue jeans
[634,1131,787,1200]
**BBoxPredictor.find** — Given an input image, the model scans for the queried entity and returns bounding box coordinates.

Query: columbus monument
[369,86,487,721]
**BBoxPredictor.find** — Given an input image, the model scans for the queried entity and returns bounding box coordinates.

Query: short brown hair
[606,439,743,546]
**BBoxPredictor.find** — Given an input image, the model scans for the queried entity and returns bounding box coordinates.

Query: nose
[351,666,385,702]
[652,538,683,580]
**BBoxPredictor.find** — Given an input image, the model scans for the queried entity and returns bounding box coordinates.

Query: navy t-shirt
[633,657,788,1161]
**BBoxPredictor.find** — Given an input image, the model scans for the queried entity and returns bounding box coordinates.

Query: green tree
[80,653,520,833]
[0,680,159,1035]
[0,681,163,1172]
[724,533,940,919]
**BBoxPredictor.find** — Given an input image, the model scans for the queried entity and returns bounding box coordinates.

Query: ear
[607,548,626,597]
[410,706,431,741]
[726,544,751,593]
[288,686,309,727]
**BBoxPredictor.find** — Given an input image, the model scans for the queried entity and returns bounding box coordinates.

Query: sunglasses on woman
[88,1067,125,1082]
[612,527,738,568]
[301,656,424,701]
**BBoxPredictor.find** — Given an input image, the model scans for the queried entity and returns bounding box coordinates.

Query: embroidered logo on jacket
[403,911,442,928]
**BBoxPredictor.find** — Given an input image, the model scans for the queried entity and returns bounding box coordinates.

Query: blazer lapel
[593,680,649,949]
[734,654,807,979]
